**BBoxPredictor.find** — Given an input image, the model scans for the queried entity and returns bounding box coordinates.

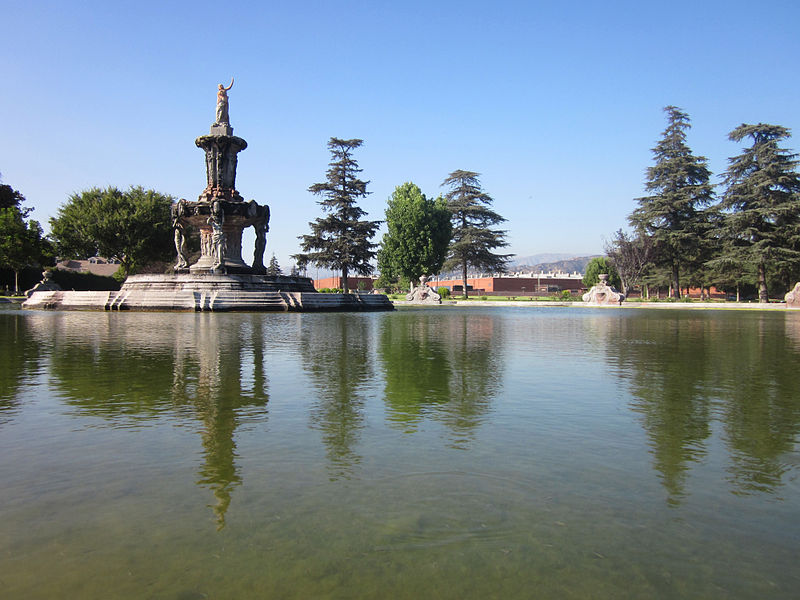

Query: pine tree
[441,170,511,298]
[293,138,379,293]
[629,106,714,298]
[712,124,800,302]
[266,254,282,277]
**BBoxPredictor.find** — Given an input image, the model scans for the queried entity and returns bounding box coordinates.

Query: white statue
[215,78,234,126]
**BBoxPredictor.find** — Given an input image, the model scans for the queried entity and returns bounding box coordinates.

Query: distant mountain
[508,255,601,275]
[509,253,585,266]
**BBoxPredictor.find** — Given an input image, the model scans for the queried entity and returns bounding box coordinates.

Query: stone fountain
[24,82,392,312]
[582,273,625,306]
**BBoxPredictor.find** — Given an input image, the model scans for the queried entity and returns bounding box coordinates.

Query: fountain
[582,273,625,305]
[24,83,393,312]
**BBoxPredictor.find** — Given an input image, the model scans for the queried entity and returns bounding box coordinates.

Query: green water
[1,306,799,599]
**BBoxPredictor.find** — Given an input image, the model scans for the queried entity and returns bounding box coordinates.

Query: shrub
[50,269,121,291]
[437,286,450,299]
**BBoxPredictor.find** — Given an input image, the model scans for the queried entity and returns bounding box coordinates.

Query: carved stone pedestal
[172,121,270,274]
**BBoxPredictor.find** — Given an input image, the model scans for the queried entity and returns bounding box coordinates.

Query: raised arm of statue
[223,77,234,91]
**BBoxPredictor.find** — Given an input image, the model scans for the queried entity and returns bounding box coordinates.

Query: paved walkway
[394,300,796,310]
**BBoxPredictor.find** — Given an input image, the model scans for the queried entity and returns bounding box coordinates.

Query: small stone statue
[215,78,234,126]
[172,200,189,271]
[208,201,226,272]
[25,270,62,297]
[250,201,271,273]
[583,273,625,305]
[406,275,442,304]
[785,282,800,308]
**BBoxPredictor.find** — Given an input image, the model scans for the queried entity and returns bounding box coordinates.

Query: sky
[2,0,799,272]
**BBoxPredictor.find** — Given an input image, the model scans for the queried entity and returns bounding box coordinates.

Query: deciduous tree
[629,106,714,298]
[293,138,379,293]
[49,186,174,278]
[0,177,29,215]
[582,256,621,289]
[377,182,451,289]
[441,170,511,298]
[604,229,654,296]
[0,207,50,294]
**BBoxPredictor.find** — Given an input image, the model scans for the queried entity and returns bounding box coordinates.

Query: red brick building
[430,273,585,294]
[313,276,375,291]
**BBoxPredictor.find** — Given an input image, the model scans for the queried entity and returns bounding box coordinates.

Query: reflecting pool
[1,306,799,599]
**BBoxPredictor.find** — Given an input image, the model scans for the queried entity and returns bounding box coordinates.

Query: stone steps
[23,290,393,312]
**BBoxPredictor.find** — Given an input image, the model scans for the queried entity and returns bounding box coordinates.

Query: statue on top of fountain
[215,78,234,126]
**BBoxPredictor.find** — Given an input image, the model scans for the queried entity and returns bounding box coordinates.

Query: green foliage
[266,254,283,277]
[293,138,380,293]
[373,272,410,293]
[441,170,512,298]
[629,107,714,298]
[377,182,452,287]
[49,268,121,291]
[0,206,51,293]
[583,257,622,288]
[437,286,450,299]
[561,290,572,300]
[317,287,343,294]
[49,186,174,278]
[0,178,30,216]
[709,123,800,302]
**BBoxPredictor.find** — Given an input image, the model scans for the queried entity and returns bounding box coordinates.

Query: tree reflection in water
[0,313,43,423]
[25,312,270,529]
[600,311,800,504]
[298,313,374,480]
[378,310,502,448]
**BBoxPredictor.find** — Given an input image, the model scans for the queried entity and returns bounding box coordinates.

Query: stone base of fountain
[23,273,393,312]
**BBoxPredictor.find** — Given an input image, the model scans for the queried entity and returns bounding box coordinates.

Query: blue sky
[2,0,799,271]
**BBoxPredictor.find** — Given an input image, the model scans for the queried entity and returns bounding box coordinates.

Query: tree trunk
[671,262,681,299]
[736,284,740,303]
[342,266,349,294]
[462,262,468,299]
[758,261,768,303]
[14,269,19,294]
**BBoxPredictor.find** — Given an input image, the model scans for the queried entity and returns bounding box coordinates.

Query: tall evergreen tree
[293,138,379,293]
[629,106,714,298]
[377,182,452,289]
[266,254,282,277]
[711,124,800,302]
[441,170,511,298]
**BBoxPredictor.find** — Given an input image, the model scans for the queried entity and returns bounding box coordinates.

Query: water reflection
[0,313,43,422]
[379,310,502,447]
[24,312,270,528]
[601,311,800,503]
[298,314,375,479]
